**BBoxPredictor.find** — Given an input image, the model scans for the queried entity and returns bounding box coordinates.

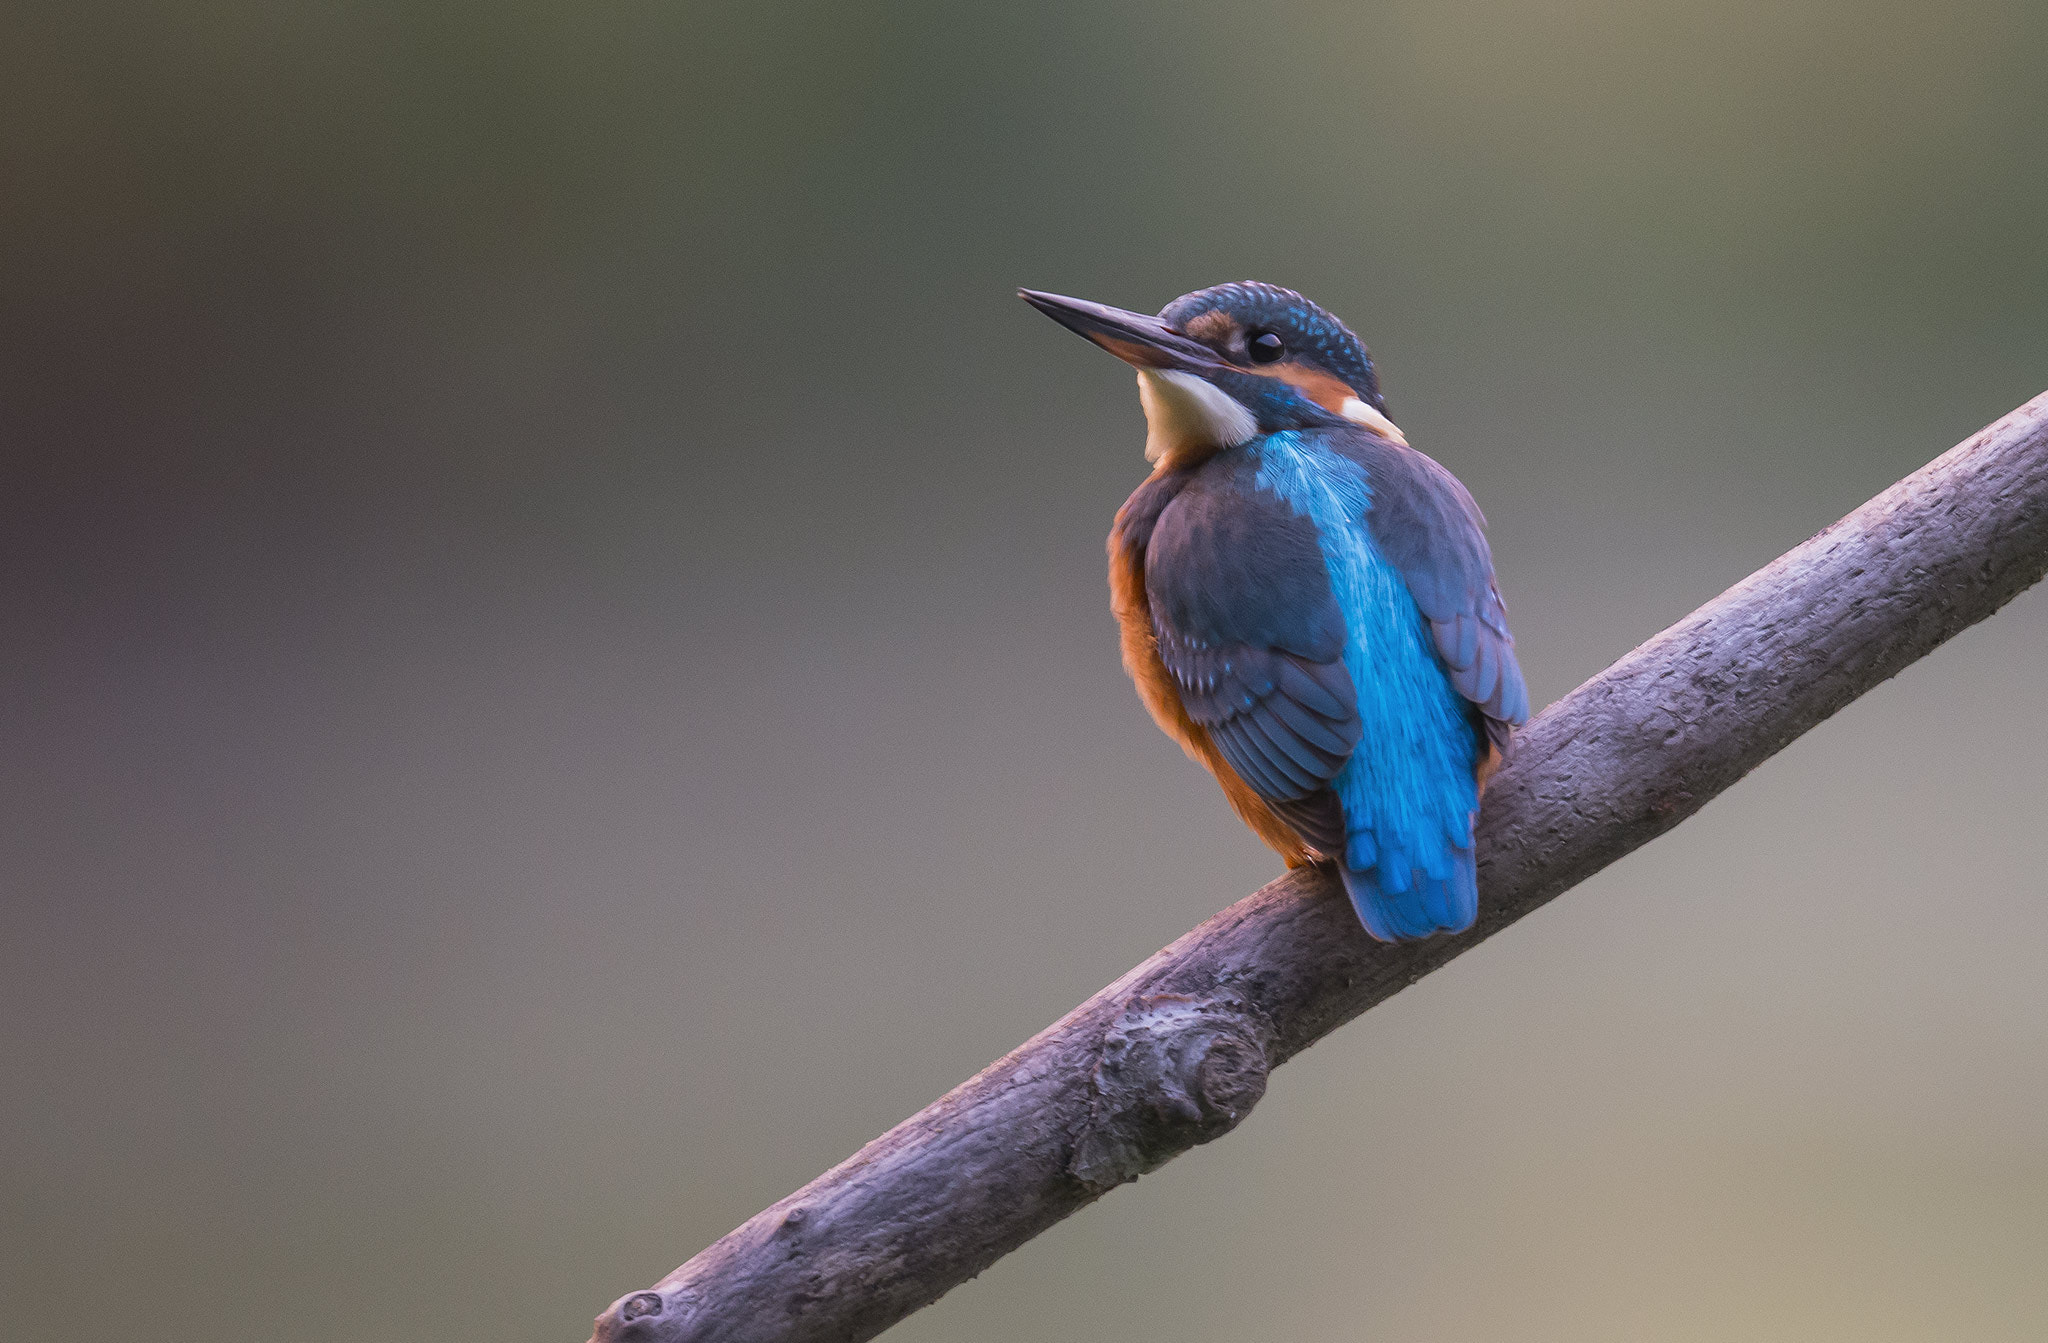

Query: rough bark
[590,391,2048,1343]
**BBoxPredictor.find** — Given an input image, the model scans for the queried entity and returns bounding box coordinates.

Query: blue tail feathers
[1336,844,1477,942]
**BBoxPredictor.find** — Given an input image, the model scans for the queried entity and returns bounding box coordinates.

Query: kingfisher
[1021,282,1529,941]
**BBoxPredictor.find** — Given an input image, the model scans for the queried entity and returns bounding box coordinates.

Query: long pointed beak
[1018,289,1229,375]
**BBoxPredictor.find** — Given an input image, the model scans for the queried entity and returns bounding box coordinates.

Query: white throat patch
[1136,369,1258,467]
[1339,396,1408,446]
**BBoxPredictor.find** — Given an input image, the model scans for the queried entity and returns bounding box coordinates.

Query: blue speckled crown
[1159,281,1384,412]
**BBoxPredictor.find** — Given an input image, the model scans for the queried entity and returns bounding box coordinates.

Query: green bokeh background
[5,2,2046,1339]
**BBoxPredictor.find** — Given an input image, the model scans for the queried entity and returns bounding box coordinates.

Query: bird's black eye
[1247,330,1285,364]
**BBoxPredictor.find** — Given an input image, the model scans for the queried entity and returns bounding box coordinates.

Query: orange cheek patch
[1263,361,1360,414]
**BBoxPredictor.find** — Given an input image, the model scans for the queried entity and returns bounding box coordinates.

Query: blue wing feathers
[1262,685,1354,754]
[1211,718,1285,792]
[1208,695,1345,799]
[1275,657,1352,721]
[1157,628,1360,803]
[1431,614,1472,672]
[1429,597,1528,732]
[1243,709,1329,780]
[1226,716,1312,794]
[1472,636,1499,706]
[1212,721,1298,798]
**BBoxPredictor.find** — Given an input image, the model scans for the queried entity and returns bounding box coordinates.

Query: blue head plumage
[1158,281,1384,414]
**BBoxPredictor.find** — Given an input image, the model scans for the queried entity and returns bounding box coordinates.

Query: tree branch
[590,391,2048,1343]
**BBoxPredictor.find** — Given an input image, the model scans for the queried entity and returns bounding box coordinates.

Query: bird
[1020,281,1529,941]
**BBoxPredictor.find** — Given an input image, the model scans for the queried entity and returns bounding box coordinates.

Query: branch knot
[1068,993,1271,1192]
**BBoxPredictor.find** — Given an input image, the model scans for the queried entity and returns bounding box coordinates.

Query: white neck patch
[1339,396,1408,446]
[1136,369,1259,466]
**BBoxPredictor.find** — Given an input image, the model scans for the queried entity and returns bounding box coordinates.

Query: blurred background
[5,1,2046,1339]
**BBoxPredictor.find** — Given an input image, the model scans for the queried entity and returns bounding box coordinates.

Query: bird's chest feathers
[1137,368,1258,469]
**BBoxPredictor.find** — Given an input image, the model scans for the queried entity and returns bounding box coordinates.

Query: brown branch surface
[590,391,2048,1343]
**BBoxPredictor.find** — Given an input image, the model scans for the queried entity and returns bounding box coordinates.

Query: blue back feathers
[1251,431,1484,940]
